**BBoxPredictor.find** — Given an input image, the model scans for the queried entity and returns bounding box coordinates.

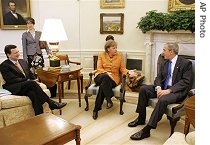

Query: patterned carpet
[51,98,189,145]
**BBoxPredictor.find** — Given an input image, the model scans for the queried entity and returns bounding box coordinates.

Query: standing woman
[22,17,51,71]
[22,17,57,98]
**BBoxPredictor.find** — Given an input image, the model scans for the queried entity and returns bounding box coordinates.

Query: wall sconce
[40,18,68,67]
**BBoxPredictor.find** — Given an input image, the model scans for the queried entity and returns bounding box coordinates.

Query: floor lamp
[40,19,68,67]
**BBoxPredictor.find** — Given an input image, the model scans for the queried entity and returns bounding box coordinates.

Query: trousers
[93,73,116,111]
[136,85,179,128]
[16,80,49,115]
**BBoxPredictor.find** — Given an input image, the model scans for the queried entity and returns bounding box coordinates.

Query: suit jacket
[154,56,193,99]
[22,31,51,61]
[0,59,36,94]
[3,11,25,25]
[95,52,128,85]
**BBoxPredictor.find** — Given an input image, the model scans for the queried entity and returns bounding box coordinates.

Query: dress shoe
[106,101,113,109]
[128,118,145,127]
[48,99,67,110]
[130,130,150,140]
[93,111,98,120]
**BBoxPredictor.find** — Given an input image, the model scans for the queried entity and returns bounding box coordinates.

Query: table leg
[58,81,62,115]
[184,116,190,135]
[77,76,81,107]
[75,128,81,145]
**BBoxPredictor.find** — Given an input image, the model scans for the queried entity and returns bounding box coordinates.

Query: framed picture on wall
[168,0,195,11]
[100,0,125,9]
[100,13,124,34]
[0,0,31,29]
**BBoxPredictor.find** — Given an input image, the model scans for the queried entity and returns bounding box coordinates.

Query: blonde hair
[104,40,117,52]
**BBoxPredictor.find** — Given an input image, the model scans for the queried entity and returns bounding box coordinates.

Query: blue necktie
[164,61,172,90]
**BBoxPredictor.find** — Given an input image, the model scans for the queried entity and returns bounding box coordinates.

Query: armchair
[84,56,127,115]
[148,55,195,136]
[57,54,83,93]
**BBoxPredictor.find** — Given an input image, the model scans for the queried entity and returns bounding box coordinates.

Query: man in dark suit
[3,1,26,25]
[0,45,67,115]
[128,43,193,140]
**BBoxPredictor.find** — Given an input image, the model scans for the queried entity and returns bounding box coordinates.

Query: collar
[170,55,178,64]
[9,59,18,65]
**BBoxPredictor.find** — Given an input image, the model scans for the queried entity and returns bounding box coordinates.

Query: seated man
[128,42,193,140]
[0,44,67,115]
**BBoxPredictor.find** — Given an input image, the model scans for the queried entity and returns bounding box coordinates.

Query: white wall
[0,0,168,78]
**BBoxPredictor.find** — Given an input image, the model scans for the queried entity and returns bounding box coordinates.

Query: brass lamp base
[50,59,60,67]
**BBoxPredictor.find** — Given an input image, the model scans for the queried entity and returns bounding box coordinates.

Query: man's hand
[33,79,40,84]
[157,89,171,99]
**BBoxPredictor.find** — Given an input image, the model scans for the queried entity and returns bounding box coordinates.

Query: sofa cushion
[0,95,31,110]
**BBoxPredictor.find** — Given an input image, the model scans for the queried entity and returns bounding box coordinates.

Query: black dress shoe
[106,101,113,109]
[48,99,67,110]
[93,111,98,120]
[128,118,145,127]
[130,130,150,140]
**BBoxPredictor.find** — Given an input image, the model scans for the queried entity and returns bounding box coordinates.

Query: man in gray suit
[128,43,193,140]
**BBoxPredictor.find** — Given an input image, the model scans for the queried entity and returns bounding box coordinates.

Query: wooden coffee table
[0,113,81,145]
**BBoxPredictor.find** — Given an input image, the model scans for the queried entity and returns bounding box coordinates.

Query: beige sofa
[163,131,195,145]
[0,73,51,128]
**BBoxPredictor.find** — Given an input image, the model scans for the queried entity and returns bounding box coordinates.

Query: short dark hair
[25,17,35,24]
[105,35,114,41]
[8,1,16,6]
[4,44,17,58]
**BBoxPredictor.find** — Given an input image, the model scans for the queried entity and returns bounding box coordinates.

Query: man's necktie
[15,61,26,77]
[164,61,172,90]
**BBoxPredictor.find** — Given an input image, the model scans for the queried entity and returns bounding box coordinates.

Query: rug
[52,99,188,145]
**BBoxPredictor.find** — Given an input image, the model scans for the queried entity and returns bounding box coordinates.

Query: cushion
[86,83,123,99]
[0,95,31,110]
[0,89,12,96]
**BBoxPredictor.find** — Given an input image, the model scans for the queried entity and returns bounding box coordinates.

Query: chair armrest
[69,61,81,65]
[85,70,97,90]
[172,89,195,114]
[120,74,126,93]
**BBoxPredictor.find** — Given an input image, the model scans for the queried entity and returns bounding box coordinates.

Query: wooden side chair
[148,54,195,136]
[84,55,127,115]
[57,54,83,94]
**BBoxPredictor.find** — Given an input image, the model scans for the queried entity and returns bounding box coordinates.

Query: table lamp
[40,18,68,67]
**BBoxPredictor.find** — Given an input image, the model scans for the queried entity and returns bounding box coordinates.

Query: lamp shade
[40,19,68,42]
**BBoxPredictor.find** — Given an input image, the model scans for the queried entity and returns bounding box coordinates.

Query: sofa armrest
[39,82,47,90]
[186,131,195,145]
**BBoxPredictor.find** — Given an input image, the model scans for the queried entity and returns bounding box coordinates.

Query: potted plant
[137,10,195,33]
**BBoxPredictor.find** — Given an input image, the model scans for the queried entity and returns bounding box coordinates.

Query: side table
[184,96,195,135]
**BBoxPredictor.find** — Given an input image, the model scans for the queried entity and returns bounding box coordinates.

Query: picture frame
[100,13,124,34]
[0,0,31,29]
[168,0,195,11]
[100,0,125,9]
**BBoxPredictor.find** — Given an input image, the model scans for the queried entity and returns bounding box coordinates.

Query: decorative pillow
[126,70,145,92]
[0,89,12,97]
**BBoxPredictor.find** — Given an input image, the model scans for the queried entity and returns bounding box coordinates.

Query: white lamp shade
[40,19,68,42]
